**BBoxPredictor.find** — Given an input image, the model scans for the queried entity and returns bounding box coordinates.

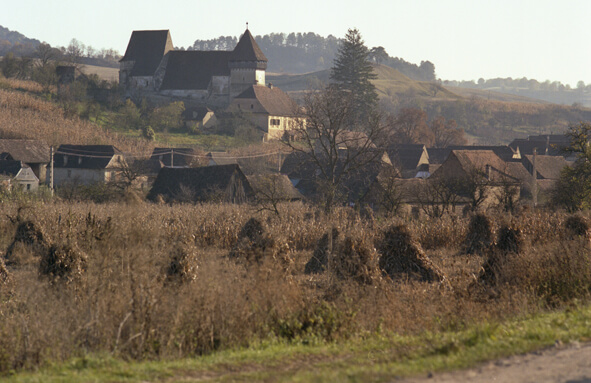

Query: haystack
[463,214,493,254]
[564,215,589,239]
[496,225,522,253]
[5,220,49,265]
[166,244,198,283]
[304,228,339,274]
[39,243,86,282]
[377,224,445,283]
[229,218,290,267]
[331,235,377,284]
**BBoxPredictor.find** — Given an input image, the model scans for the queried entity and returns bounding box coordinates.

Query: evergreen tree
[330,28,378,121]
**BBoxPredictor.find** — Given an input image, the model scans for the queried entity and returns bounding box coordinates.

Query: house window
[67,169,72,178]
[270,119,281,126]
[26,184,30,191]
[250,104,254,109]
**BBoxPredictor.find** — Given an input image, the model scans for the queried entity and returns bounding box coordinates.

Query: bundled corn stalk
[564,214,590,239]
[229,218,291,268]
[331,235,378,284]
[39,242,86,283]
[165,243,199,283]
[304,228,339,274]
[377,224,446,283]
[463,214,493,254]
[4,220,50,265]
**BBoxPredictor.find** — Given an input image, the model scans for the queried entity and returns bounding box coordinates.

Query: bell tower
[229,28,268,99]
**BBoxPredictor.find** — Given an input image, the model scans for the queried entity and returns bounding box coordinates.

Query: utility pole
[532,148,538,209]
[50,145,54,196]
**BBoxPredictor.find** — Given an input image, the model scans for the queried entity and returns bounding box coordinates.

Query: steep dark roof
[0,160,26,177]
[388,144,427,170]
[523,154,569,180]
[427,145,519,164]
[55,145,122,169]
[183,106,213,121]
[229,29,267,62]
[247,174,304,201]
[509,136,568,156]
[159,51,231,90]
[0,139,50,164]
[235,85,298,116]
[121,30,173,76]
[147,164,253,203]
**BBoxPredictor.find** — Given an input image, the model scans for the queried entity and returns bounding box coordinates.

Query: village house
[0,139,50,183]
[387,144,429,178]
[0,160,39,192]
[429,150,529,210]
[229,84,303,140]
[51,145,127,187]
[147,164,253,203]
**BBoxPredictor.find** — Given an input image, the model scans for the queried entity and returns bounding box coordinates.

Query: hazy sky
[2,0,590,86]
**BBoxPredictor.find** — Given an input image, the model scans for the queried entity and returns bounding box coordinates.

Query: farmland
[1,200,591,381]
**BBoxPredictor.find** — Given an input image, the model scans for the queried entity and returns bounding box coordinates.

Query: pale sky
[2,0,590,86]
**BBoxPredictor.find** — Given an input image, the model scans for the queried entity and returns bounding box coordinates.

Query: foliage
[330,28,378,121]
[282,86,388,212]
[551,122,591,211]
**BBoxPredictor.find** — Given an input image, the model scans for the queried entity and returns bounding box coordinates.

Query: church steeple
[229,29,267,67]
[229,28,267,99]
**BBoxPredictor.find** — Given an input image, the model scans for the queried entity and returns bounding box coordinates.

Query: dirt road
[402,342,591,383]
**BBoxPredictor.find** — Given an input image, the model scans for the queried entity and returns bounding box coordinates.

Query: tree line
[190,32,436,81]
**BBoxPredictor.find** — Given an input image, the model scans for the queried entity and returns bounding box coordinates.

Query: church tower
[229,29,268,99]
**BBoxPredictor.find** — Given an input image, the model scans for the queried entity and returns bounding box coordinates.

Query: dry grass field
[0,199,590,375]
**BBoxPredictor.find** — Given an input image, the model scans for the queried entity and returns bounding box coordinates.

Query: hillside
[0,25,40,56]
[0,77,153,154]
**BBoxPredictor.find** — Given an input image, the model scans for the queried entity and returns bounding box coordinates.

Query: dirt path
[401,341,591,383]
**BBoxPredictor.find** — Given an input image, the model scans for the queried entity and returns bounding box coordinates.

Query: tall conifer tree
[330,28,378,121]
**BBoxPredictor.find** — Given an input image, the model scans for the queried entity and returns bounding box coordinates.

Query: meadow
[1,199,590,379]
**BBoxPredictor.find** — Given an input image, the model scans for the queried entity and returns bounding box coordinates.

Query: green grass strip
[3,305,591,383]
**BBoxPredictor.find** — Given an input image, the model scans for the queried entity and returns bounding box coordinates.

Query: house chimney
[268,83,273,89]
[486,164,491,181]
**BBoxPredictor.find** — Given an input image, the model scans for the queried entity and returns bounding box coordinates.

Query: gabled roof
[159,51,232,90]
[388,144,428,170]
[183,106,214,121]
[147,164,253,203]
[229,29,267,62]
[523,154,569,180]
[509,135,568,156]
[247,174,304,201]
[234,85,299,116]
[121,30,173,76]
[55,145,122,169]
[0,139,50,164]
[427,145,519,164]
[432,150,525,184]
[0,160,27,177]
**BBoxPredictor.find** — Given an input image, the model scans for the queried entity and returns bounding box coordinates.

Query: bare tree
[282,86,389,212]
[430,116,466,148]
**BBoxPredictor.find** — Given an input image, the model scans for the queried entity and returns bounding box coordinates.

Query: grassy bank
[3,305,591,382]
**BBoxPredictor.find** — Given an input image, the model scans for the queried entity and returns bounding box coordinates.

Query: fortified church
[119,27,300,139]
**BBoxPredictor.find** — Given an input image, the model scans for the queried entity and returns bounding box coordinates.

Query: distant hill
[0,25,40,56]
[191,32,435,81]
